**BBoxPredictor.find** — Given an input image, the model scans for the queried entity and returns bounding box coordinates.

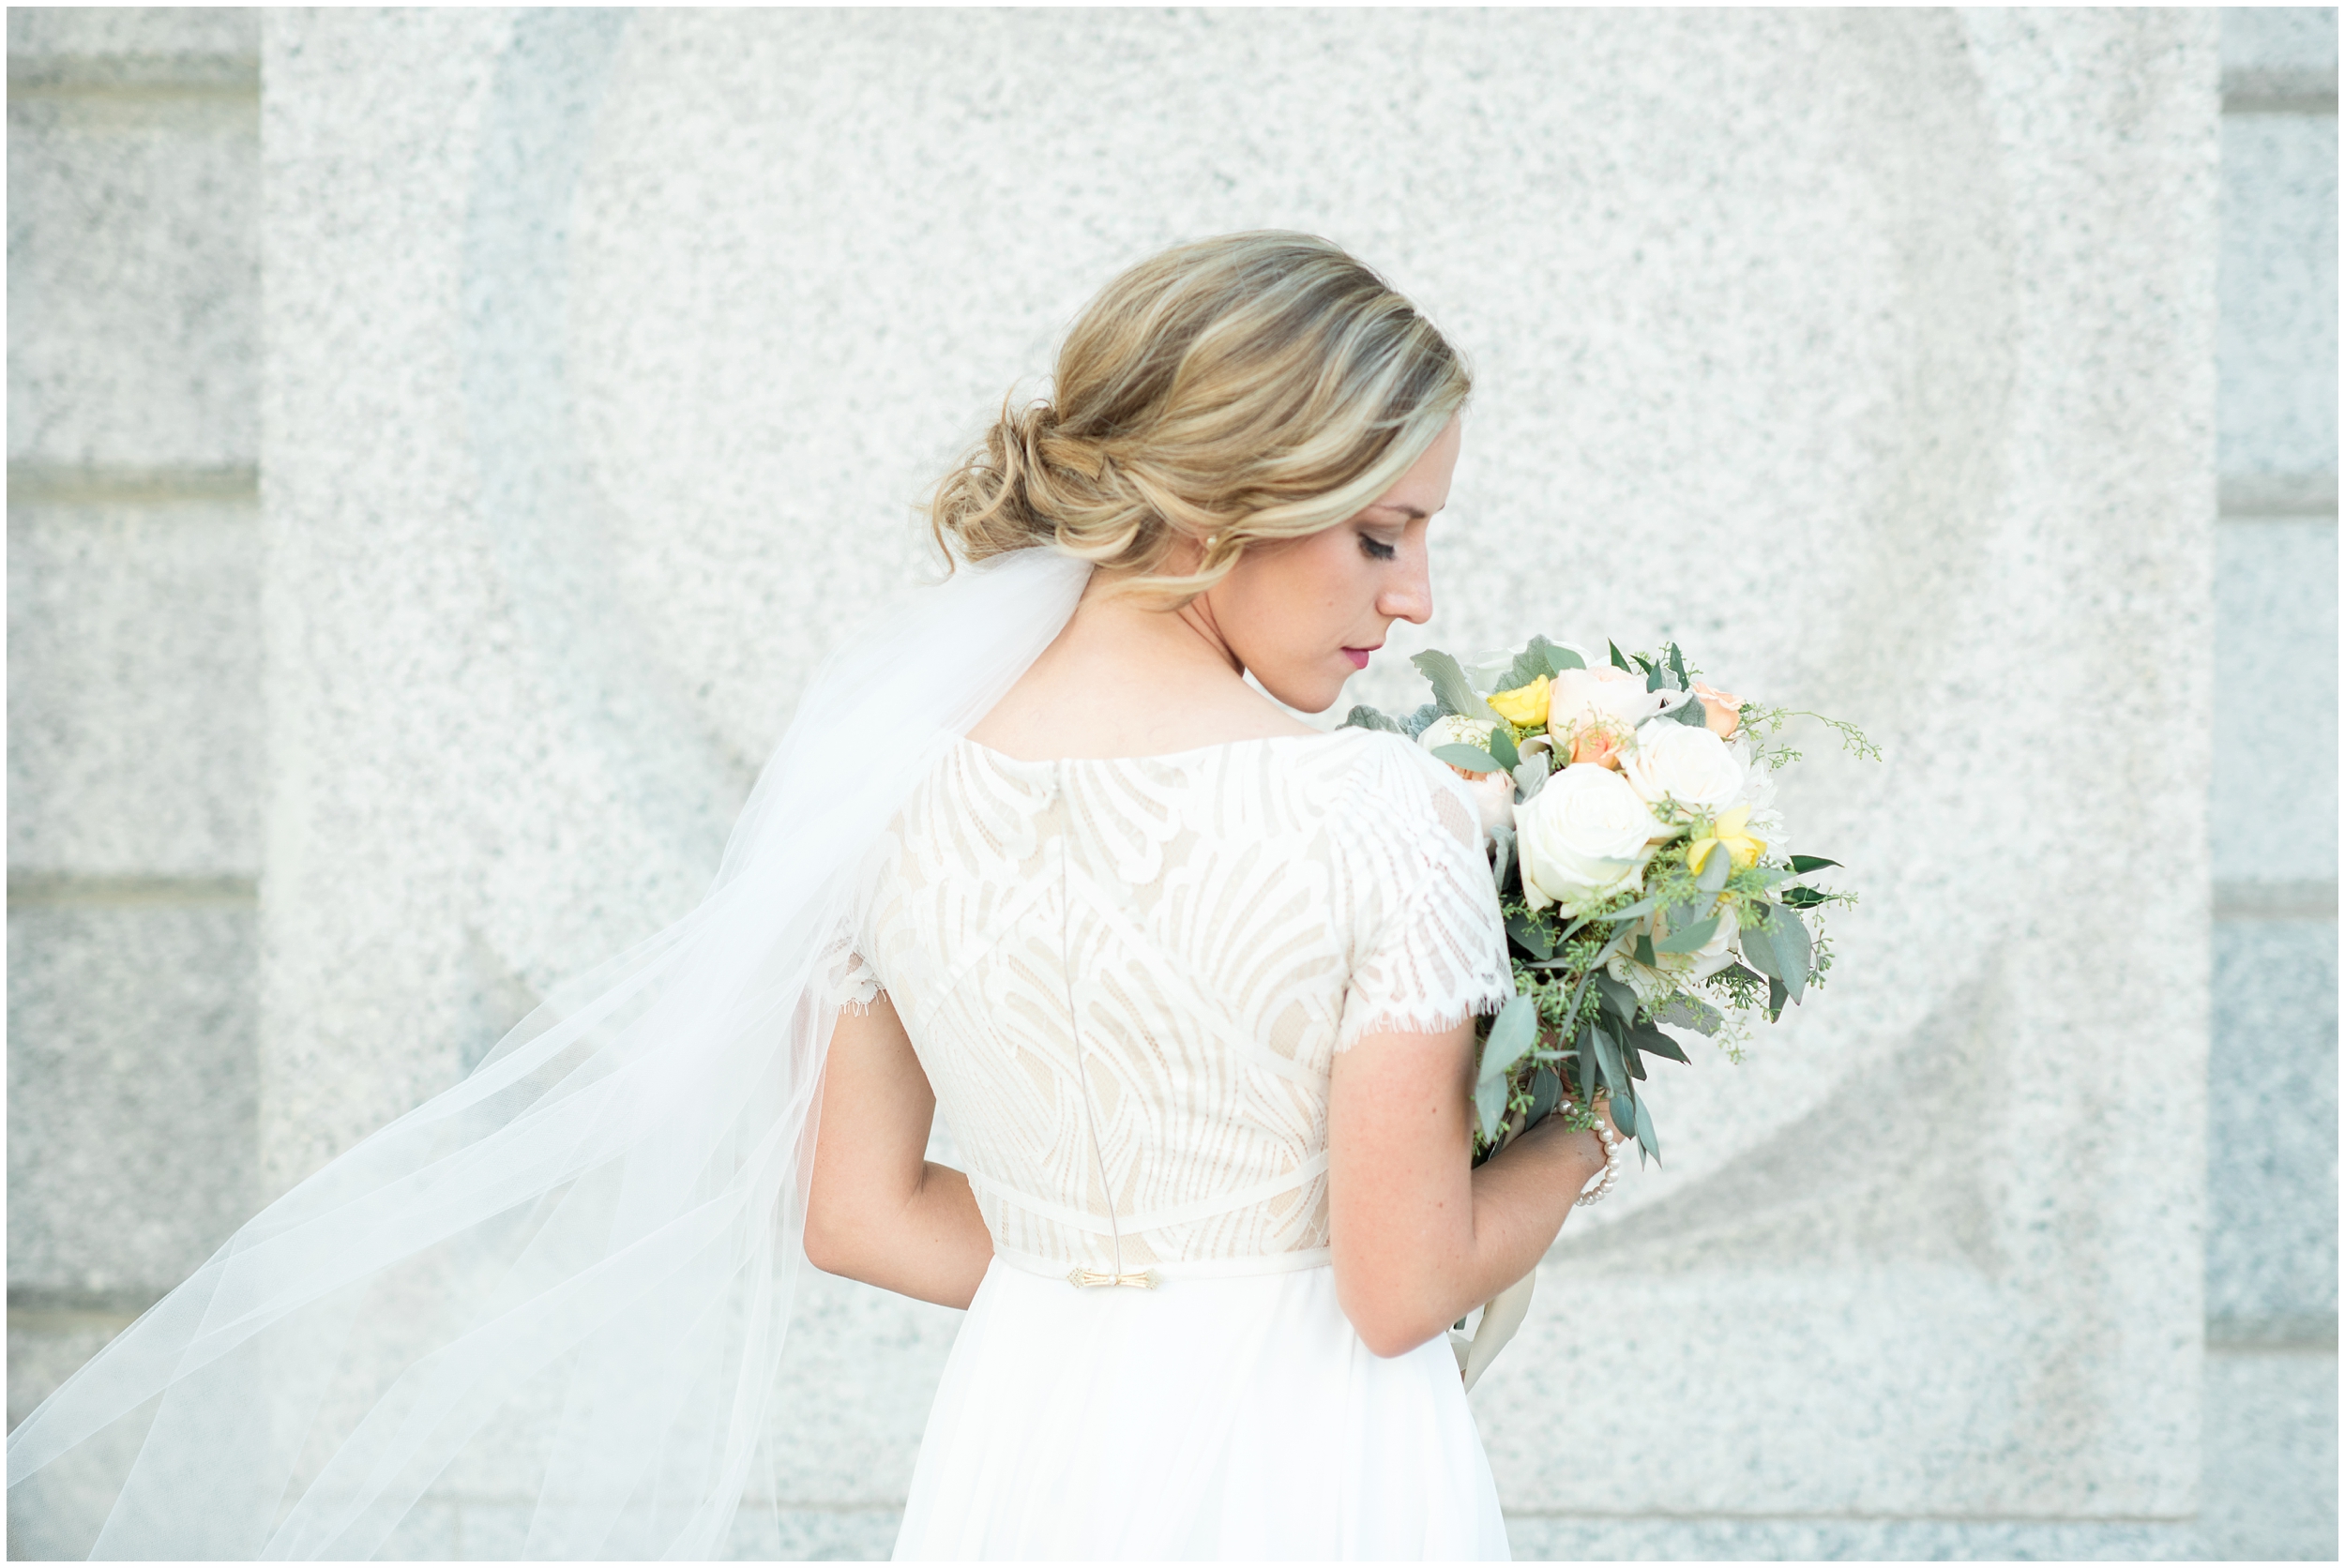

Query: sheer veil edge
[6,546,1095,1560]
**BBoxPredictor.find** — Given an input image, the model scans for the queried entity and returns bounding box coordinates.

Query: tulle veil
[7,546,1096,1560]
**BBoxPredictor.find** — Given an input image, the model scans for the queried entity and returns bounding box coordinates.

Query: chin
[1264,676,1345,715]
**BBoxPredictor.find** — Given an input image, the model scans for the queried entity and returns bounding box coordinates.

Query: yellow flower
[1487,674,1551,728]
[1686,806,1766,875]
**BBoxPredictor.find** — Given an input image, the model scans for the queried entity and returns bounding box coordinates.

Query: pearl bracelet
[1559,1097,1624,1207]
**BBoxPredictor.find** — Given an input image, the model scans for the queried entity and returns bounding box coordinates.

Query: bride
[7,232,1618,1560]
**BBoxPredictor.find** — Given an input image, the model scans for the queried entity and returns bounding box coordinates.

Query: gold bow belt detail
[1066,1267,1159,1289]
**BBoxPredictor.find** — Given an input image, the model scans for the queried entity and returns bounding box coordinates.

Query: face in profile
[1202,415,1461,714]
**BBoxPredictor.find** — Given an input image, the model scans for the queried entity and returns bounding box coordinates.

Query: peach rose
[1546,666,1669,749]
[1569,727,1625,769]
[1691,680,1743,740]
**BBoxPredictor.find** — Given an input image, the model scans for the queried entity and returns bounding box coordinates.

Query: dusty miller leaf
[1412,649,1501,722]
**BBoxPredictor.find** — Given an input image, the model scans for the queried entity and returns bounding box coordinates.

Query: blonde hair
[930,232,1470,604]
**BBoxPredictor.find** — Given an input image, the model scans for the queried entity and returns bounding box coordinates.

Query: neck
[1079,567,1244,681]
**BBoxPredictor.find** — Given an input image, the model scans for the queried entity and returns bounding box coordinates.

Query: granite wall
[8,7,2334,1560]
[7,2,263,1434]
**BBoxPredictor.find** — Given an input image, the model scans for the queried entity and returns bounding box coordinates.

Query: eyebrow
[1362,504,1431,520]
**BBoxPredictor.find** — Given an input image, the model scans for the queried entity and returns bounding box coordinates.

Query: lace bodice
[838,729,1511,1277]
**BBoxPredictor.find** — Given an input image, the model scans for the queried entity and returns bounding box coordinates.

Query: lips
[1341,645,1381,671]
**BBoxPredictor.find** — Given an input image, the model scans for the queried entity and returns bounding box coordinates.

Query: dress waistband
[991,1245,1332,1286]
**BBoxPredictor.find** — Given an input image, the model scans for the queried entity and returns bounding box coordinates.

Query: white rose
[1514,762,1666,909]
[1418,713,1500,762]
[1621,718,1748,813]
[1461,770,1515,836]
[1546,666,1670,743]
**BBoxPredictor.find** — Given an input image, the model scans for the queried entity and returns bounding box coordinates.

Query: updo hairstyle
[930,232,1470,605]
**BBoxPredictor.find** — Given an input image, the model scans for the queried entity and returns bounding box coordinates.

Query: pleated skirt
[892,1255,1510,1560]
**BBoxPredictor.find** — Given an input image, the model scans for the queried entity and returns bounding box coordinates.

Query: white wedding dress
[832,728,1517,1560]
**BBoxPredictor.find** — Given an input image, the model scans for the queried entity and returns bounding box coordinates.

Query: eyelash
[1357,533,1398,562]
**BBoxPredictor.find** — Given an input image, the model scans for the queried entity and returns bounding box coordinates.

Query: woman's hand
[805,995,996,1309]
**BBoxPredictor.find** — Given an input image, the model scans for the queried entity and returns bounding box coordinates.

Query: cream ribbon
[1450,1270,1536,1392]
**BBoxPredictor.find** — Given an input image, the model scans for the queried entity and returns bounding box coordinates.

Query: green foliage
[1412,649,1501,723]
[1739,704,1883,769]
[1430,743,1503,775]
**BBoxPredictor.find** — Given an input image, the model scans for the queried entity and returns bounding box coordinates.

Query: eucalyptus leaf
[1653,914,1720,955]
[1475,1075,1509,1143]
[1608,640,1634,672]
[1486,724,1521,771]
[1629,1021,1690,1063]
[1542,638,1586,674]
[1430,743,1505,775]
[1634,933,1657,968]
[1593,1022,1629,1097]
[1645,664,1670,692]
[1652,995,1721,1036]
[1766,975,1787,1019]
[1696,851,1732,894]
[1667,643,1690,687]
[1736,914,1781,981]
[1527,1064,1563,1125]
[1412,649,1501,723]
[1478,992,1541,1083]
[1339,704,1401,734]
[1788,855,1841,875]
[1632,1092,1659,1164]
[1766,904,1812,1003]
[1601,895,1661,924]
[1592,972,1640,1022]
[1720,961,1765,989]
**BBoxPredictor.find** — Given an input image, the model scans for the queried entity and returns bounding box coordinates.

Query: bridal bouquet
[1341,636,1871,1168]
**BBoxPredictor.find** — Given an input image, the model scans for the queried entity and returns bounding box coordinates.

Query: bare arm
[1327,1016,1612,1357]
[804,993,996,1309]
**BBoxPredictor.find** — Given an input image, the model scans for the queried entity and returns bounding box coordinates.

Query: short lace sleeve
[1336,741,1514,1049]
[819,926,885,1015]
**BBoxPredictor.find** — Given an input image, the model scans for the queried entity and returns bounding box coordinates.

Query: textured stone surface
[2209,520,2338,882]
[2197,1345,2338,1560]
[7,499,263,876]
[254,3,2215,1531]
[7,7,257,73]
[2222,7,2339,105]
[2217,113,2338,491]
[6,63,259,471]
[2206,917,2338,1330]
[1507,1349,2336,1561]
[755,1272,964,1508]
[7,1307,137,1430]
[6,898,258,1294]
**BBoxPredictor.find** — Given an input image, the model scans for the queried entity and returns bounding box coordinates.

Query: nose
[1377,542,1433,626]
